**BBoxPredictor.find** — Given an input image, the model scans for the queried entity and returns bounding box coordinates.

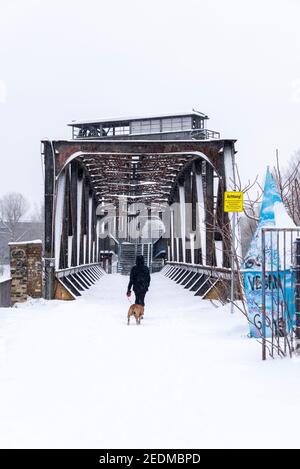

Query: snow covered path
[1,272,300,448]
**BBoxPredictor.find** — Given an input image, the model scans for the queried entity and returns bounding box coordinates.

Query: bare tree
[29,201,44,243]
[0,192,29,241]
[273,150,300,224]
[30,201,44,224]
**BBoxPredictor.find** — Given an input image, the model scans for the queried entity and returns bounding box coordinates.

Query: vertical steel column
[184,170,192,263]
[61,168,70,269]
[294,237,300,354]
[44,141,55,300]
[90,195,95,263]
[147,207,151,241]
[79,172,85,265]
[205,163,214,266]
[223,141,237,270]
[214,155,226,268]
[172,186,180,262]
[179,182,185,263]
[194,159,204,265]
[84,180,90,264]
[170,208,174,261]
[191,169,198,264]
[115,199,119,240]
[71,161,78,266]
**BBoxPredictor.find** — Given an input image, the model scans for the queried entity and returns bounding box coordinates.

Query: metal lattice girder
[47,137,235,211]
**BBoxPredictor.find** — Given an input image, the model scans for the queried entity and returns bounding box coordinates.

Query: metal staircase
[117,242,153,275]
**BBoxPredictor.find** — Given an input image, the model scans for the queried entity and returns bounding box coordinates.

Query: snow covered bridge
[42,111,237,302]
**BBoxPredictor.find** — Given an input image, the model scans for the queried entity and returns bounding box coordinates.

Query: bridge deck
[0,274,299,448]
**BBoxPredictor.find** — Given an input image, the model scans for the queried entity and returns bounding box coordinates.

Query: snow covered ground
[1,272,300,449]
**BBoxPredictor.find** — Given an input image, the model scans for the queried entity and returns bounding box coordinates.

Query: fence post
[262,229,267,360]
[230,211,236,314]
[294,237,300,354]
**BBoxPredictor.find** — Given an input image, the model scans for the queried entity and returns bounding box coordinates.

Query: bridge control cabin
[69,111,220,141]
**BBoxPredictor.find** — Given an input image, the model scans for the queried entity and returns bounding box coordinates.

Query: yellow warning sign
[224,191,244,212]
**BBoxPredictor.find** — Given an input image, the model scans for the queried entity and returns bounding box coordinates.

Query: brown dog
[127,304,144,325]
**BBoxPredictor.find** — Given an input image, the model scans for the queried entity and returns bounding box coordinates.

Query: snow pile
[8,240,42,246]
[1,273,300,448]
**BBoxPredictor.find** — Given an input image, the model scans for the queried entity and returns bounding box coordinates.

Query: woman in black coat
[127,255,151,306]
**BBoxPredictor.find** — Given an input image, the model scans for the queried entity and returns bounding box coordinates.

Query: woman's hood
[136,255,145,266]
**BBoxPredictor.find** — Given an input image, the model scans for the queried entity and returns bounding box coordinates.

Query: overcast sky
[0,0,300,212]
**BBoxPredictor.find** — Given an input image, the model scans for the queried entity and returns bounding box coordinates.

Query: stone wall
[9,241,42,304]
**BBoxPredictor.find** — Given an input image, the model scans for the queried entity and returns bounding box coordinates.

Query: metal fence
[261,228,300,360]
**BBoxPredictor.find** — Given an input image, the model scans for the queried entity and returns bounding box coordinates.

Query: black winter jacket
[127,256,151,293]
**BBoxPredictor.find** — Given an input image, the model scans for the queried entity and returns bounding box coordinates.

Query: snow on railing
[165,261,232,279]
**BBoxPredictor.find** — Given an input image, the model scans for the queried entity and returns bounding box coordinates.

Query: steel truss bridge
[42,112,237,301]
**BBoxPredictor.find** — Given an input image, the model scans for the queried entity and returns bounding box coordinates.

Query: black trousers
[134,291,146,306]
